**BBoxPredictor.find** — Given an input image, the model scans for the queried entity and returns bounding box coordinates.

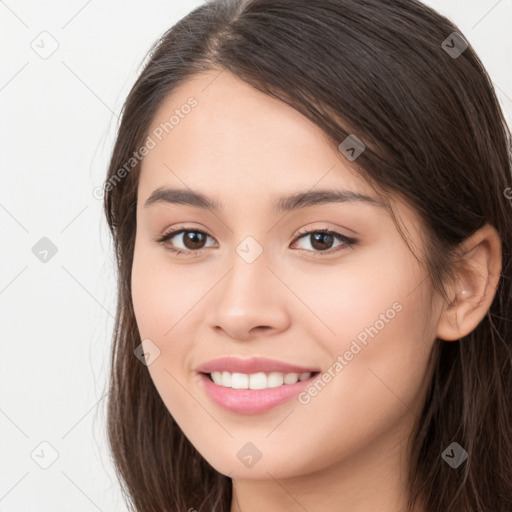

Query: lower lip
[198,373,319,414]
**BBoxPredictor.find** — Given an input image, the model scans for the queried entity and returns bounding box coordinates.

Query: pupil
[311,233,333,251]
[185,232,205,249]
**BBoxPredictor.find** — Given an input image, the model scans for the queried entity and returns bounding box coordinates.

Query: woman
[102,0,512,510]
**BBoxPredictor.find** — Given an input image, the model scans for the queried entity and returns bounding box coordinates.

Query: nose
[205,247,291,341]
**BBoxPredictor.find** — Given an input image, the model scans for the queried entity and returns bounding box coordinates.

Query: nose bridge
[222,233,272,308]
[206,231,290,338]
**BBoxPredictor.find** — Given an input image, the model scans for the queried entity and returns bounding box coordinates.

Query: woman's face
[132,69,443,480]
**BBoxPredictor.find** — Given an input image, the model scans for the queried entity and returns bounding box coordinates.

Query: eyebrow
[143,186,385,213]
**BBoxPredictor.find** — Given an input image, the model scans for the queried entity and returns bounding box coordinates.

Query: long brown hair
[102,1,512,510]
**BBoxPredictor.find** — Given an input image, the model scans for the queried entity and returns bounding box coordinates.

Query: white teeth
[249,372,267,390]
[231,373,249,389]
[267,372,284,388]
[209,371,313,389]
[222,371,231,387]
[284,372,299,384]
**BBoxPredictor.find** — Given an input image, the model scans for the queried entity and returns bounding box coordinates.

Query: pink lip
[198,372,320,414]
[195,356,320,374]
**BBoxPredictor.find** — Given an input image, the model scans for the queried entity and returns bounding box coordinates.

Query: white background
[1,1,511,510]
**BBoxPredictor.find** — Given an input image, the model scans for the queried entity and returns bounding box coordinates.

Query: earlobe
[436,223,502,342]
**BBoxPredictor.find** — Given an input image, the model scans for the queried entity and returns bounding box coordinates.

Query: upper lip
[196,356,320,375]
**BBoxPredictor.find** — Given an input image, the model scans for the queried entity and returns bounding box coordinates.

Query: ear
[436,223,502,342]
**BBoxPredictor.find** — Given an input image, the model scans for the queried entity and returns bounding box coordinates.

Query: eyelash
[154,225,358,258]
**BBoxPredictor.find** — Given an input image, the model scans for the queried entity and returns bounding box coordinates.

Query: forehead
[139,69,372,201]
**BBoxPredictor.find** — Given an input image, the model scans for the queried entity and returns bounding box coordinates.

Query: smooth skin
[131,69,502,512]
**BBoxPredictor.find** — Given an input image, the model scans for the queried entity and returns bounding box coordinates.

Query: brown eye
[155,226,357,258]
[181,231,207,250]
[309,232,335,251]
[292,228,357,255]
[156,228,215,255]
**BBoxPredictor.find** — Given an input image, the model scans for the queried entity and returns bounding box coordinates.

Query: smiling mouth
[201,371,321,390]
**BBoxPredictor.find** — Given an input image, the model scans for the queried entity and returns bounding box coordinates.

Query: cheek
[280,236,428,351]
[131,242,211,410]
[131,241,206,341]
[131,244,206,432]
[288,241,435,425]
[255,258,435,476]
